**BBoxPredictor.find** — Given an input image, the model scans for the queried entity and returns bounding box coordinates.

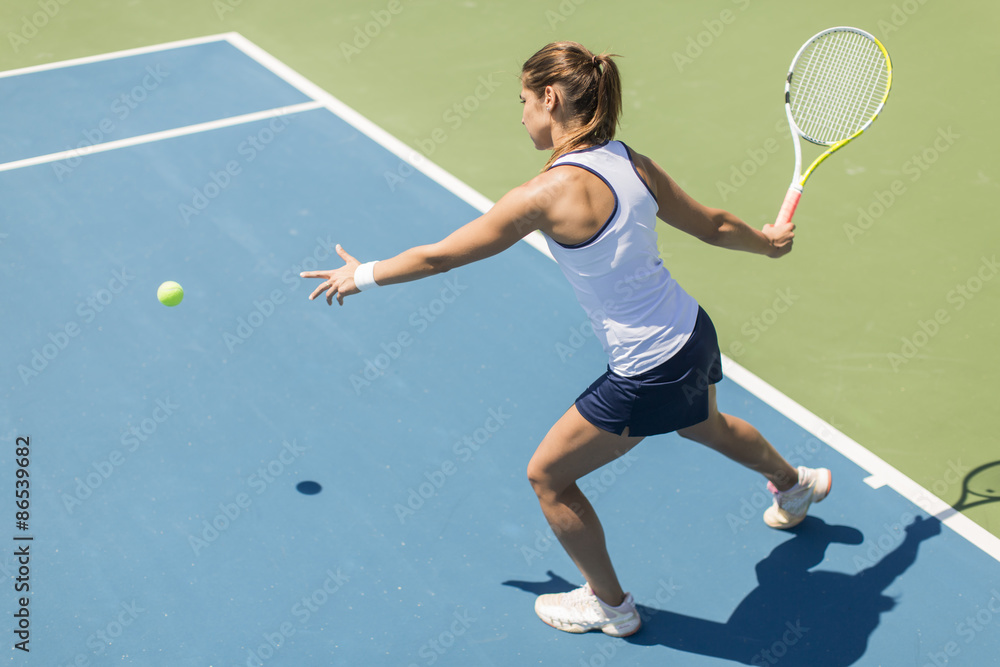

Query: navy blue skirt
[575,307,723,437]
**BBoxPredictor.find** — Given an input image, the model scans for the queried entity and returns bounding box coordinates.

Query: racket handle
[775,186,802,226]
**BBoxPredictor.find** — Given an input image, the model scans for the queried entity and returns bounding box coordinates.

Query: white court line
[721,358,1000,561]
[0,32,240,79]
[0,101,323,173]
[222,33,555,261]
[6,34,997,562]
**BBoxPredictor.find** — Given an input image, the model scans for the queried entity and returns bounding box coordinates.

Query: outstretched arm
[301,181,546,305]
[631,151,795,258]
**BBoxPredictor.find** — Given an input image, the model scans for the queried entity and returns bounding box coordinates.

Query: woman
[302,41,831,638]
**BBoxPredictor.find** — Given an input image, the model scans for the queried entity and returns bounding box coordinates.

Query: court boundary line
[0,33,237,79]
[0,101,324,174]
[8,34,997,563]
[222,34,556,260]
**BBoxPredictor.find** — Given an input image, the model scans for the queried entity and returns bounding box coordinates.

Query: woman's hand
[762,219,795,258]
[300,244,361,306]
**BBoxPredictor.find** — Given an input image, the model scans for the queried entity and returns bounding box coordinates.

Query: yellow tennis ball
[157,281,184,307]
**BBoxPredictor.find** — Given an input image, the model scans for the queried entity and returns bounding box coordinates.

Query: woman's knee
[526,456,568,501]
[526,458,550,496]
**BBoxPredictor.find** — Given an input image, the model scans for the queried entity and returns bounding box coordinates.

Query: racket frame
[775,26,893,225]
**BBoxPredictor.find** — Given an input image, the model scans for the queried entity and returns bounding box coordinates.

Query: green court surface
[2,0,996,544]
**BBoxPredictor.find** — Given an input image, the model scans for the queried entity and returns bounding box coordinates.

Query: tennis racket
[774,26,893,226]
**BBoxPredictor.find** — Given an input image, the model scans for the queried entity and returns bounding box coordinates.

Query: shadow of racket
[952,460,1000,511]
[932,460,1000,522]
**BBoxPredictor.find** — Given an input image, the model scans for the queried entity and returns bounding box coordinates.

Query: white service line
[0,101,324,174]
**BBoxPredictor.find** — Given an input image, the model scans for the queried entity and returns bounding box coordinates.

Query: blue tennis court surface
[2,35,999,666]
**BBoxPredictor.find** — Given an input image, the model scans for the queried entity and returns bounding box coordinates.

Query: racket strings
[801,34,884,140]
[797,33,879,140]
[790,30,889,144]
[797,33,888,141]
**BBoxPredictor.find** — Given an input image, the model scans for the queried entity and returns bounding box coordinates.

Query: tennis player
[302,41,832,638]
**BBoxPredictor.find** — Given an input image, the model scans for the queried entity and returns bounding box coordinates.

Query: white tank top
[543,141,700,377]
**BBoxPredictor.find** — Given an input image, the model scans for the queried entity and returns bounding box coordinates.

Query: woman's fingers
[309,279,336,301]
[300,249,359,305]
[335,244,358,265]
[326,282,347,306]
[300,270,334,280]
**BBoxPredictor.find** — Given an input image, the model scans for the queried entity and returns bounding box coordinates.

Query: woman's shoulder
[617,143,658,199]
[523,161,586,194]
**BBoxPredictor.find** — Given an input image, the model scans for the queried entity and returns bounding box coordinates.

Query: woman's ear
[543,85,557,112]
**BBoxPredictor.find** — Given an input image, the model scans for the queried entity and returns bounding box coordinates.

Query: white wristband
[354,261,380,291]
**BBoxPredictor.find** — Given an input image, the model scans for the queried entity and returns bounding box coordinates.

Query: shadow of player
[504,516,941,666]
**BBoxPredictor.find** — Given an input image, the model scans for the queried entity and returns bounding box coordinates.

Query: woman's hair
[521,41,622,170]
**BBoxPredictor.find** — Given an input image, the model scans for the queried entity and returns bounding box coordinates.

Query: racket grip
[775,186,802,226]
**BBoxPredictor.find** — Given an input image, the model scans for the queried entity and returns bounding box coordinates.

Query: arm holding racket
[631,150,795,257]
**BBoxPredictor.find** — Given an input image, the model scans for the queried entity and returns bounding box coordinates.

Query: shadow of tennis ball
[296,481,322,495]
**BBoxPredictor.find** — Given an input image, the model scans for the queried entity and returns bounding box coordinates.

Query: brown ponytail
[521,41,623,170]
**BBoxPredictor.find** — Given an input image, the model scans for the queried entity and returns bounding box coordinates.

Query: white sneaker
[763,466,832,529]
[534,585,641,637]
